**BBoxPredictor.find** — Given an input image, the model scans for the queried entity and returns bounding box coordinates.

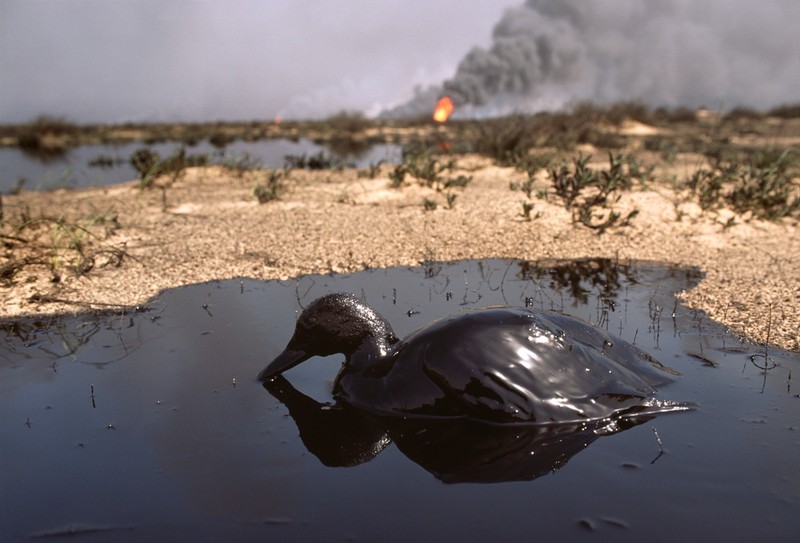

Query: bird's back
[336,307,679,424]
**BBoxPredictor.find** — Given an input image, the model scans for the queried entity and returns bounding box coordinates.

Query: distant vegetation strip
[2,101,800,154]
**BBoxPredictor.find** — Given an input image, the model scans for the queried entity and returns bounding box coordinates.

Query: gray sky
[0,0,509,123]
[2,0,799,124]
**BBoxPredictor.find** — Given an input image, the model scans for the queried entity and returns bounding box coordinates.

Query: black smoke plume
[383,0,800,118]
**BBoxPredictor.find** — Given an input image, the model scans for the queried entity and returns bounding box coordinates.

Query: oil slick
[1,258,798,542]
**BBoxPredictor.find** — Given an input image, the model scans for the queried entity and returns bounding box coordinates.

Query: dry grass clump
[0,204,127,285]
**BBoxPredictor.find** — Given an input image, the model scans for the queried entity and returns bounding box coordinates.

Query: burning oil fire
[433,96,454,123]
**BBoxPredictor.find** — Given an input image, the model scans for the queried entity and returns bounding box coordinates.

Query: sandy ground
[1,151,798,352]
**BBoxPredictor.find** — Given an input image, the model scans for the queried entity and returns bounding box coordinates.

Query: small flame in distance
[433,96,454,123]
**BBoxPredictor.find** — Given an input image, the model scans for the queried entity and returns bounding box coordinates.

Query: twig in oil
[295,277,316,309]
[650,426,665,464]
[27,294,132,310]
[764,305,772,367]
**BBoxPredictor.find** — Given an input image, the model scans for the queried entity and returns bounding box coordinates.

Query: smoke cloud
[384,0,800,118]
[0,0,507,124]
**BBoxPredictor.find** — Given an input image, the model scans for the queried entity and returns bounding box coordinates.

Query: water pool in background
[1,259,798,542]
[0,139,402,193]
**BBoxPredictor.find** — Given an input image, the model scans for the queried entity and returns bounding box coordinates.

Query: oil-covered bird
[258,292,685,424]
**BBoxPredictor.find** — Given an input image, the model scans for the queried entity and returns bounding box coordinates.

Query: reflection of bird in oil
[258,292,687,424]
[264,375,654,483]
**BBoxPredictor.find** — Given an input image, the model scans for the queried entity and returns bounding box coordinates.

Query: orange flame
[433,96,454,123]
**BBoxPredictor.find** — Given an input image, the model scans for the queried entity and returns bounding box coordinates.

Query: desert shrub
[323,110,372,133]
[88,155,122,169]
[222,152,262,177]
[358,160,384,179]
[388,164,406,188]
[727,151,800,219]
[686,168,727,211]
[724,106,764,121]
[569,102,607,124]
[129,147,206,189]
[471,114,535,166]
[404,148,451,186]
[658,106,698,123]
[15,115,77,157]
[582,129,628,149]
[130,148,160,182]
[520,201,535,221]
[768,103,800,119]
[325,136,372,158]
[253,170,286,203]
[604,101,652,125]
[443,174,472,189]
[209,131,235,148]
[686,150,800,219]
[17,132,45,151]
[389,145,456,190]
[283,151,349,170]
[545,153,638,232]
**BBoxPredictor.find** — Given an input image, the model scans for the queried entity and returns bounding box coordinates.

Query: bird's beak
[257,348,309,381]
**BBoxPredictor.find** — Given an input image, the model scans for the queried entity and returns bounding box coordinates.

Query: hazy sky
[2,0,799,124]
[0,0,509,123]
